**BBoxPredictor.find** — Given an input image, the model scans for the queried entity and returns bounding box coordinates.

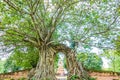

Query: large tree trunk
[65,50,89,80]
[33,46,57,80]
[27,68,35,80]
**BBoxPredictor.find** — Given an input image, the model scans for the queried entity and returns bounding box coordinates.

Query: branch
[44,8,63,42]
[94,16,118,35]
[3,0,29,14]
[4,28,38,47]
[79,15,119,43]
[27,0,45,43]
[44,1,79,42]
[53,44,71,53]
[33,0,41,14]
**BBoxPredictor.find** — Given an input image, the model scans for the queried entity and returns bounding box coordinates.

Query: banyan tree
[0,0,119,80]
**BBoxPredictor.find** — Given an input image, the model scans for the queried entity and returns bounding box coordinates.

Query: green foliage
[18,77,26,80]
[70,75,79,80]
[63,58,67,69]
[3,58,21,73]
[12,47,39,68]
[4,46,39,72]
[77,53,103,71]
[54,54,59,69]
[0,0,119,49]
[0,60,5,73]
[4,46,59,72]
[110,55,120,72]
[102,50,120,72]
[70,75,96,80]
[63,52,103,71]
[114,36,120,54]
[0,0,119,79]
[88,77,96,80]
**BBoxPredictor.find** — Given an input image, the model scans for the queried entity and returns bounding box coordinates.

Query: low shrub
[88,77,96,80]
[18,77,27,80]
[70,75,80,80]
[70,75,96,80]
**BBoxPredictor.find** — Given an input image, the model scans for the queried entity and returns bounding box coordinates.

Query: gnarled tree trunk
[65,50,89,80]
[27,68,35,80]
[54,44,89,80]
[33,45,57,80]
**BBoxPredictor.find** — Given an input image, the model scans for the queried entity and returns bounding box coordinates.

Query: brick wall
[89,71,120,80]
[0,70,120,80]
[0,70,29,79]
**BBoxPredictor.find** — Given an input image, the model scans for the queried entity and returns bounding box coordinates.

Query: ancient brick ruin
[89,71,120,80]
[0,70,120,80]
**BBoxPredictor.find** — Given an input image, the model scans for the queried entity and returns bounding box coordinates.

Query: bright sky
[102,57,109,68]
[91,47,109,68]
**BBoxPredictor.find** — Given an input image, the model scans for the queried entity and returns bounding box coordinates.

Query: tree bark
[54,44,89,80]
[65,50,89,80]
[33,45,57,80]
[27,68,35,80]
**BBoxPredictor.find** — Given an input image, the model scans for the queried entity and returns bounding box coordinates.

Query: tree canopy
[77,52,103,71]
[0,0,119,50]
[0,0,120,80]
